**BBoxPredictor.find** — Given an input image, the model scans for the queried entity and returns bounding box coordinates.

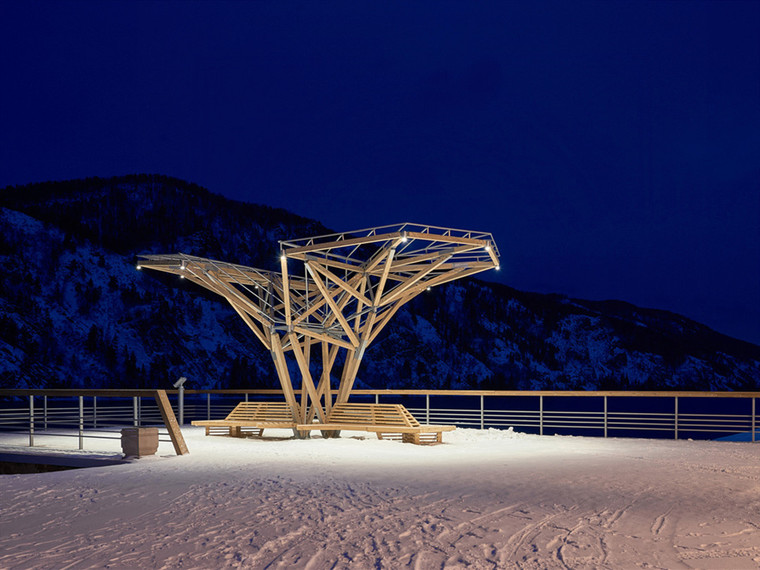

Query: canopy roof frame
[138,222,500,427]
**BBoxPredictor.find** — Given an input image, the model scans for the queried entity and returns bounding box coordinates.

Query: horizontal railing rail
[1,389,758,451]
[0,389,187,455]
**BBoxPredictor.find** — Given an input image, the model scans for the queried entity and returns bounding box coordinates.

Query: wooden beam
[363,237,404,273]
[308,261,373,307]
[352,276,368,336]
[305,263,360,348]
[269,333,301,422]
[292,296,328,326]
[335,349,364,404]
[192,273,268,324]
[287,254,361,274]
[154,390,189,455]
[319,342,339,413]
[281,333,321,353]
[193,268,273,328]
[367,243,479,274]
[486,246,499,267]
[303,332,312,369]
[307,273,366,343]
[292,271,362,327]
[378,253,453,306]
[228,299,271,350]
[280,255,292,327]
[407,264,487,292]
[212,266,271,290]
[405,231,489,248]
[284,231,401,256]
[292,325,355,350]
[289,332,326,423]
[368,292,416,345]
[372,247,395,306]
[306,342,340,423]
[357,307,379,340]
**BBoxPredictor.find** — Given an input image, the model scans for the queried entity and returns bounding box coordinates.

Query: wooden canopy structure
[138,223,500,426]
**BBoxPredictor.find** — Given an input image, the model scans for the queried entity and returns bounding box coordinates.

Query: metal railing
[0,390,181,452]
[356,390,759,441]
[1,389,758,451]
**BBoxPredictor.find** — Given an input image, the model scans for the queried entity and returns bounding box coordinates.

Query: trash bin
[121,427,159,457]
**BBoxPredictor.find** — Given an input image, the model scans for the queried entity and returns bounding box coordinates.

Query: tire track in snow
[650,506,673,537]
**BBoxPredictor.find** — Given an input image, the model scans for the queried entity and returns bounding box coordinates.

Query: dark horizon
[2,1,759,344]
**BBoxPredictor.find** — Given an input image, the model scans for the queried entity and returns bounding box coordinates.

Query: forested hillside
[2,175,759,390]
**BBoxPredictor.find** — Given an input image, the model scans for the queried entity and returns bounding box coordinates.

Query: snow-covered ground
[2,426,760,569]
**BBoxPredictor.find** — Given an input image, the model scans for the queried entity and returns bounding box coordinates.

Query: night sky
[2,1,759,344]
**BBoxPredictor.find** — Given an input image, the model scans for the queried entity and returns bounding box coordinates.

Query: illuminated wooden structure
[138,223,500,427]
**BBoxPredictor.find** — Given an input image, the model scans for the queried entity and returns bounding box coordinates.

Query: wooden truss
[138,223,500,426]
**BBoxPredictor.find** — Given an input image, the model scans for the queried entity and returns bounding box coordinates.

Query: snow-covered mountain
[2,175,758,390]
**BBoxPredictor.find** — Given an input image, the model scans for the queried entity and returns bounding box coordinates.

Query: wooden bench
[192,402,296,438]
[297,403,456,445]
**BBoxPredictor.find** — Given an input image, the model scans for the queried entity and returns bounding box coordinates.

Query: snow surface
[3,427,760,569]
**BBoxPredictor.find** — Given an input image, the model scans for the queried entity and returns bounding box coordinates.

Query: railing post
[674,396,679,440]
[425,394,430,425]
[604,395,608,438]
[78,396,84,450]
[178,384,184,426]
[207,393,211,420]
[93,396,97,429]
[752,397,756,443]
[29,395,34,447]
[539,395,544,436]
[133,397,138,426]
[480,394,484,430]
[375,393,379,404]
[43,395,47,431]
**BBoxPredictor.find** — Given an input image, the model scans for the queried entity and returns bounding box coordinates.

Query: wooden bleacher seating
[192,401,295,438]
[297,402,455,445]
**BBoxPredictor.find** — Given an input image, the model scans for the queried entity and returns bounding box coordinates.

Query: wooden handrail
[0,389,174,397]
[4,389,760,399]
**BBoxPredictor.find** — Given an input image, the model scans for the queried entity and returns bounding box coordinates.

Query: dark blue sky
[2,1,759,344]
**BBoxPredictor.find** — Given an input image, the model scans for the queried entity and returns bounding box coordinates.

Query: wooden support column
[353,275,368,333]
[288,332,326,423]
[270,333,301,422]
[280,254,292,326]
[307,342,340,423]
[154,390,189,455]
[320,342,339,412]
[303,336,311,370]
[336,347,365,404]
